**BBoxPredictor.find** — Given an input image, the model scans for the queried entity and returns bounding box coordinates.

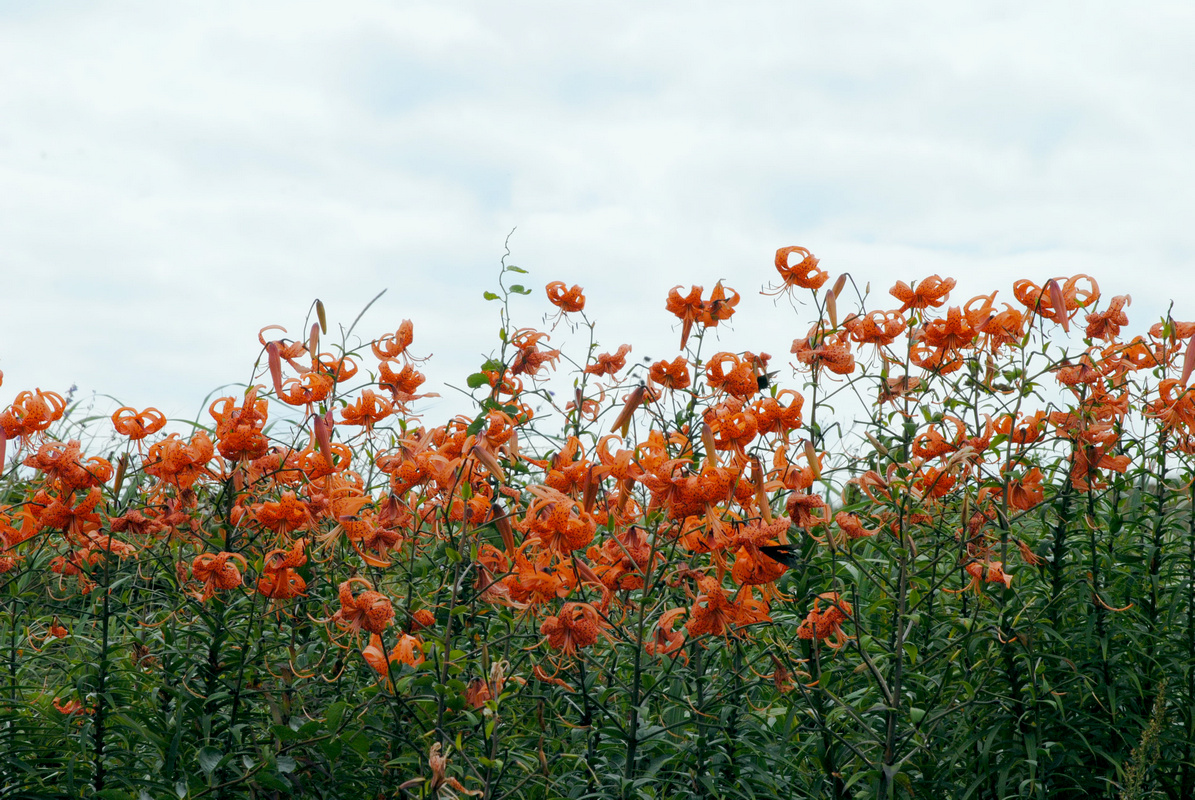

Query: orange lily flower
[508,329,562,377]
[797,592,853,649]
[53,697,91,716]
[363,631,424,675]
[111,407,167,441]
[209,389,270,462]
[751,390,804,438]
[729,516,791,586]
[976,303,1026,352]
[332,578,395,635]
[687,577,744,638]
[666,282,740,349]
[372,320,426,362]
[24,440,113,492]
[765,246,828,294]
[1145,379,1195,436]
[921,306,977,353]
[1013,274,1100,321]
[911,416,965,460]
[584,344,632,377]
[252,491,312,536]
[539,602,606,658]
[191,552,248,601]
[945,561,1014,594]
[843,310,907,347]
[0,389,67,440]
[339,389,395,432]
[889,275,956,313]
[145,432,215,490]
[645,608,688,659]
[315,353,359,382]
[258,326,309,371]
[546,281,586,313]
[649,356,691,391]
[378,359,439,404]
[256,538,308,601]
[1085,295,1131,342]
[791,329,855,376]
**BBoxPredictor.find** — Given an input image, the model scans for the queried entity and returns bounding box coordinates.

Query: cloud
[1,1,1192,426]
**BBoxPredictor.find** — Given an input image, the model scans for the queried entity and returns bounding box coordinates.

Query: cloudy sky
[3,2,1194,428]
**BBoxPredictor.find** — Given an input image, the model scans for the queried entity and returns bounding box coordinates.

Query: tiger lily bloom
[764,246,828,294]
[332,578,395,635]
[945,560,1014,594]
[546,281,585,313]
[890,275,955,313]
[363,631,424,675]
[111,407,167,441]
[584,344,632,377]
[644,607,688,659]
[191,552,248,601]
[539,602,606,658]
[797,592,853,649]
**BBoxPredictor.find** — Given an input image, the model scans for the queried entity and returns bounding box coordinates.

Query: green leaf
[320,738,343,759]
[256,772,290,791]
[198,745,224,774]
[483,291,500,301]
[272,724,300,742]
[348,731,372,757]
[506,265,527,273]
[325,701,348,731]
[466,372,490,389]
[509,284,533,295]
[297,719,322,738]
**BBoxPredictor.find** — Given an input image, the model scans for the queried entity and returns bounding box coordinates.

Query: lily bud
[831,273,848,300]
[313,413,333,459]
[112,453,128,497]
[609,384,646,437]
[315,299,327,334]
[308,323,321,362]
[825,290,838,329]
[378,493,402,527]
[266,342,285,395]
[574,557,602,586]
[582,465,598,514]
[491,502,517,554]
[471,442,506,483]
[751,456,772,523]
[804,439,821,481]
[506,427,521,462]
[1181,333,1195,387]
[617,476,634,516]
[702,422,719,467]
[865,432,889,457]
[1046,279,1069,332]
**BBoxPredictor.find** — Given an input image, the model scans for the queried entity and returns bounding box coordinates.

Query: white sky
[3,2,1194,430]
